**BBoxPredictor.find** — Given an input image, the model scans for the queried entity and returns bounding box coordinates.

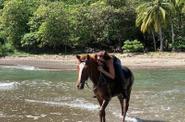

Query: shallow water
[0,65,185,122]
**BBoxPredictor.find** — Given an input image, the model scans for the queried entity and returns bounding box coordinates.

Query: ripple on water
[111,110,143,122]
[0,112,46,120]
[161,88,185,95]
[25,97,99,111]
[25,98,143,122]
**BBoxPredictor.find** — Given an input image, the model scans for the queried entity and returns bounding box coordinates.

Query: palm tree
[136,2,157,51]
[136,0,173,51]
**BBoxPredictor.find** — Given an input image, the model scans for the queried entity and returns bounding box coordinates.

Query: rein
[79,58,100,91]
[85,82,91,89]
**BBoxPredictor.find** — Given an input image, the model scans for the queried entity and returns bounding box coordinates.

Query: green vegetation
[172,36,185,51]
[0,42,14,56]
[0,0,184,55]
[122,40,144,52]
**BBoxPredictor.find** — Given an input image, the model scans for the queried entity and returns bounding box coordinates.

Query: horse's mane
[78,54,97,61]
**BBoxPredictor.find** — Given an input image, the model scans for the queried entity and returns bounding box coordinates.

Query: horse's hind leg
[118,95,127,122]
[125,88,131,113]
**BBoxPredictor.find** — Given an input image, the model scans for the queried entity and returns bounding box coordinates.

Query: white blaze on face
[78,62,86,82]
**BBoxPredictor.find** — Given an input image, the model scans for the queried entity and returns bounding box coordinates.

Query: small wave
[25,98,99,111]
[0,112,23,118]
[17,65,38,70]
[0,82,19,90]
[1,65,39,71]
[0,111,4,117]
[21,80,51,86]
[126,117,143,122]
[26,114,47,120]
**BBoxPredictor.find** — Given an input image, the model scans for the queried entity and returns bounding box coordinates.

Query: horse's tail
[128,68,134,88]
[122,66,134,87]
[122,66,134,100]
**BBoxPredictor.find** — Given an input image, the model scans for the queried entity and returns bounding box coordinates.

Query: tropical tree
[136,6,157,51]
[74,1,107,48]
[170,0,185,30]
[169,0,185,51]
[76,1,136,50]
[2,0,29,48]
[25,2,70,52]
[136,0,173,51]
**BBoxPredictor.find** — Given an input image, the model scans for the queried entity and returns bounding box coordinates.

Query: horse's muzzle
[77,82,84,89]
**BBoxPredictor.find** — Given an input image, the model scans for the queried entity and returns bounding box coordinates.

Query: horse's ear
[94,54,97,60]
[76,55,81,62]
[87,54,90,60]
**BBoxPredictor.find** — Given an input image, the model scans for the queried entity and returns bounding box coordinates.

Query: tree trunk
[171,22,175,51]
[159,27,163,51]
[178,12,182,31]
[151,30,157,51]
[65,45,67,53]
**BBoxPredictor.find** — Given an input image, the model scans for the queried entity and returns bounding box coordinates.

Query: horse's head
[76,54,98,89]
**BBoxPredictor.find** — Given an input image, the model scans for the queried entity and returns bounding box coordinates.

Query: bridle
[77,60,89,89]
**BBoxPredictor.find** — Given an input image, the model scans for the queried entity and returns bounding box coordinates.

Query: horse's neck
[89,65,100,85]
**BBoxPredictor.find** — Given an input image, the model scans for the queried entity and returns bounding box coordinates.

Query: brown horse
[76,54,134,122]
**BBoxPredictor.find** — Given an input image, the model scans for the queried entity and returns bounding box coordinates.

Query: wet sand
[0,52,185,70]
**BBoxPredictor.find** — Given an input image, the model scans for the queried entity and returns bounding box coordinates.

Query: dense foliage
[0,0,184,54]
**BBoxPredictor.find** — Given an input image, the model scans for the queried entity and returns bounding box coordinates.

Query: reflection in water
[0,67,184,122]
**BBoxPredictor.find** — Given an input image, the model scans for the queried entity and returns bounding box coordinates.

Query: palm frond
[159,7,166,20]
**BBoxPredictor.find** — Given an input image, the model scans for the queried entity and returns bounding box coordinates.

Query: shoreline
[0,52,185,70]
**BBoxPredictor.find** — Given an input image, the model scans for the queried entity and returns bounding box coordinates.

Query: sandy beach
[0,52,185,70]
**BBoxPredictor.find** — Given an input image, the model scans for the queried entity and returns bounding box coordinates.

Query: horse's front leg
[95,87,110,122]
[97,97,103,122]
[99,99,109,122]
